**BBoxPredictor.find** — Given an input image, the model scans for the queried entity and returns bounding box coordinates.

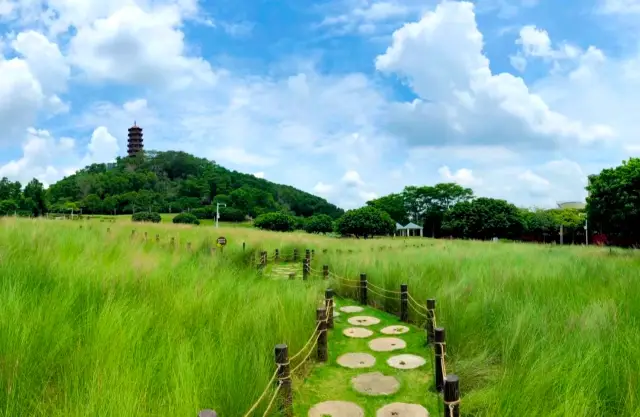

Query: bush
[304,214,334,234]
[254,212,295,232]
[173,212,200,225]
[335,206,395,238]
[132,212,162,223]
[219,207,246,222]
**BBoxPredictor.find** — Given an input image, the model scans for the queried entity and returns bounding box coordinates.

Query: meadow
[1,218,640,416]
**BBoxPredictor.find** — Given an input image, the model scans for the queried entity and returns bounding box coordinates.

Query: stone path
[293,299,440,416]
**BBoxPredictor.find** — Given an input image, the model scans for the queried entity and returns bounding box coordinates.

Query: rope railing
[240,367,280,417]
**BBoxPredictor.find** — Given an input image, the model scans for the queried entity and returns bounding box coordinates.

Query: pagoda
[127,122,144,157]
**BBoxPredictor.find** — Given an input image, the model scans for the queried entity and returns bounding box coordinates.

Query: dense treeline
[0,151,343,220]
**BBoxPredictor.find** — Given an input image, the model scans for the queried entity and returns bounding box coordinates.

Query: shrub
[219,207,246,222]
[304,214,334,234]
[173,212,200,225]
[132,212,162,223]
[335,206,395,238]
[254,212,295,232]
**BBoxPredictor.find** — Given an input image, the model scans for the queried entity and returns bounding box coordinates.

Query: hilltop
[46,150,344,220]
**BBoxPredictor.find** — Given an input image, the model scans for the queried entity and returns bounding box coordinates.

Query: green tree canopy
[335,206,395,238]
[304,214,334,234]
[443,197,524,240]
[254,212,296,232]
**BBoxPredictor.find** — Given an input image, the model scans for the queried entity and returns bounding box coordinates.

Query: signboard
[217,236,227,247]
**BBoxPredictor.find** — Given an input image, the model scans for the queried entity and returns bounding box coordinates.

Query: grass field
[2,218,640,416]
[78,213,254,228]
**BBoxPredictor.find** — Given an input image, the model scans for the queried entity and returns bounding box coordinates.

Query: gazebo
[395,222,423,237]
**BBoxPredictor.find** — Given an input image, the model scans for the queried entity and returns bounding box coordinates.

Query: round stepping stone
[333,311,340,317]
[309,401,364,417]
[343,327,374,338]
[351,372,400,396]
[376,403,429,417]
[368,337,407,352]
[347,316,381,326]
[381,325,410,335]
[340,306,364,313]
[387,354,426,370]
[337,352,376,368]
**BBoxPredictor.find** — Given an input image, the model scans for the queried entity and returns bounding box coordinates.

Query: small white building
[395,222,423,237]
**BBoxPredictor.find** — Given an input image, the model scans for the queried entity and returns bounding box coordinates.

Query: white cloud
[68,4,216,89]
[253,171,264,179]
[438,166,482,187]
[341,170,364,187]
[84,126,119,164]
[598,0,640,14]
[375,2,614,150]
[313,181,334,195]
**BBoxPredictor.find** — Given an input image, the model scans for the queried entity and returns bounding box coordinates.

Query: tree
[586,158,640,245]
[304,214,334,234]
[81,194,103,214]
[172,212,200,225]
[132,212,161,223]
[366,193,408,224]
[0,199,18,215]
[254,212,296,232]
[23,178,47,216]
[443,197,524,240]
[335,206,395,238]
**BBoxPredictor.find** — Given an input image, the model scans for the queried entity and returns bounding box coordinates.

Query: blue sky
[1,0,640,208]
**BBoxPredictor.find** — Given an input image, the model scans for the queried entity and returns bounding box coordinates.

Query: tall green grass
[0,219,324,416]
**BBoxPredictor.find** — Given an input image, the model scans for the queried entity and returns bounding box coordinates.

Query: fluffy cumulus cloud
[1,0,640,209]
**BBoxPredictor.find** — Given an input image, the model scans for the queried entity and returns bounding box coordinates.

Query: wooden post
[131,229,135,237]
[293,248,298,262]
[323,265,329,280]
[275,344,293,417]
[187,242,192,251]
[360,273,367,305]
[325,289,334,329]
[317,307,328,362]
[144,232,147,241]
[275,248,280,261]
[198,410,218,417]
[261,251,267,268]
[322,249,327,254]
[400,284,408,322]
[443,374,460,417]
[434,327,446,392]
[155,234,160,243]
[426,299,436,345]
[288,272,295,280]
[242,241,246,252]
[311,249,315,259]
[305,249,310,260]
[107,228,110,233]
[303,258,309,280]
[170,237,175,248]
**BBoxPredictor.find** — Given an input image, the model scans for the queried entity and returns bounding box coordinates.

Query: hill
[46,150,344,220]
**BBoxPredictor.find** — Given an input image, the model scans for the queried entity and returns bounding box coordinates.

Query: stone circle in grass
[343,327,374,338]
[368,337,407,352]
[380,325,410,335]
[347,316,381,326]
[337,352,376,368]
[376,403,429,417]
[351,372,400,396]
[339,306,364,313]
[333,311,340,317]
[387,354,426,370]
[308,401,364,417]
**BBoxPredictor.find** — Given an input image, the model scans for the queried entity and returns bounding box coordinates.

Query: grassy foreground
[0,219,324,417]
[2,218,640,416]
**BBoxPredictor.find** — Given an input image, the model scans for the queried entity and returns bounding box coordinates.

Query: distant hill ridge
[47,150,344,219]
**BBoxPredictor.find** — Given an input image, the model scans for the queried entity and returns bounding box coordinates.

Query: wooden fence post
[275,344,293,417]
[434,327,446,392]
[400,284,408,322]
[198,410,218,417]
[242,241,246,252]
[187,242,192,251]
[170,237,175,248]
[426,299,436,345]
[325,289,334,329]
[359,273,368,305]
[322,249,327,254]
[107,227,110,233]
[317,307,328,362]
[443,374,460,417]
[261,251,267,268]
[303,258,309,280]
[323,265,329,280]
[275,249,279,261]
[305,249,310,261]
[293,248,298,262]
[144,232,147,241]
[288,272,295,280]
[311,249,315,259]
[131,229,135,238]
[155,234,160,243]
